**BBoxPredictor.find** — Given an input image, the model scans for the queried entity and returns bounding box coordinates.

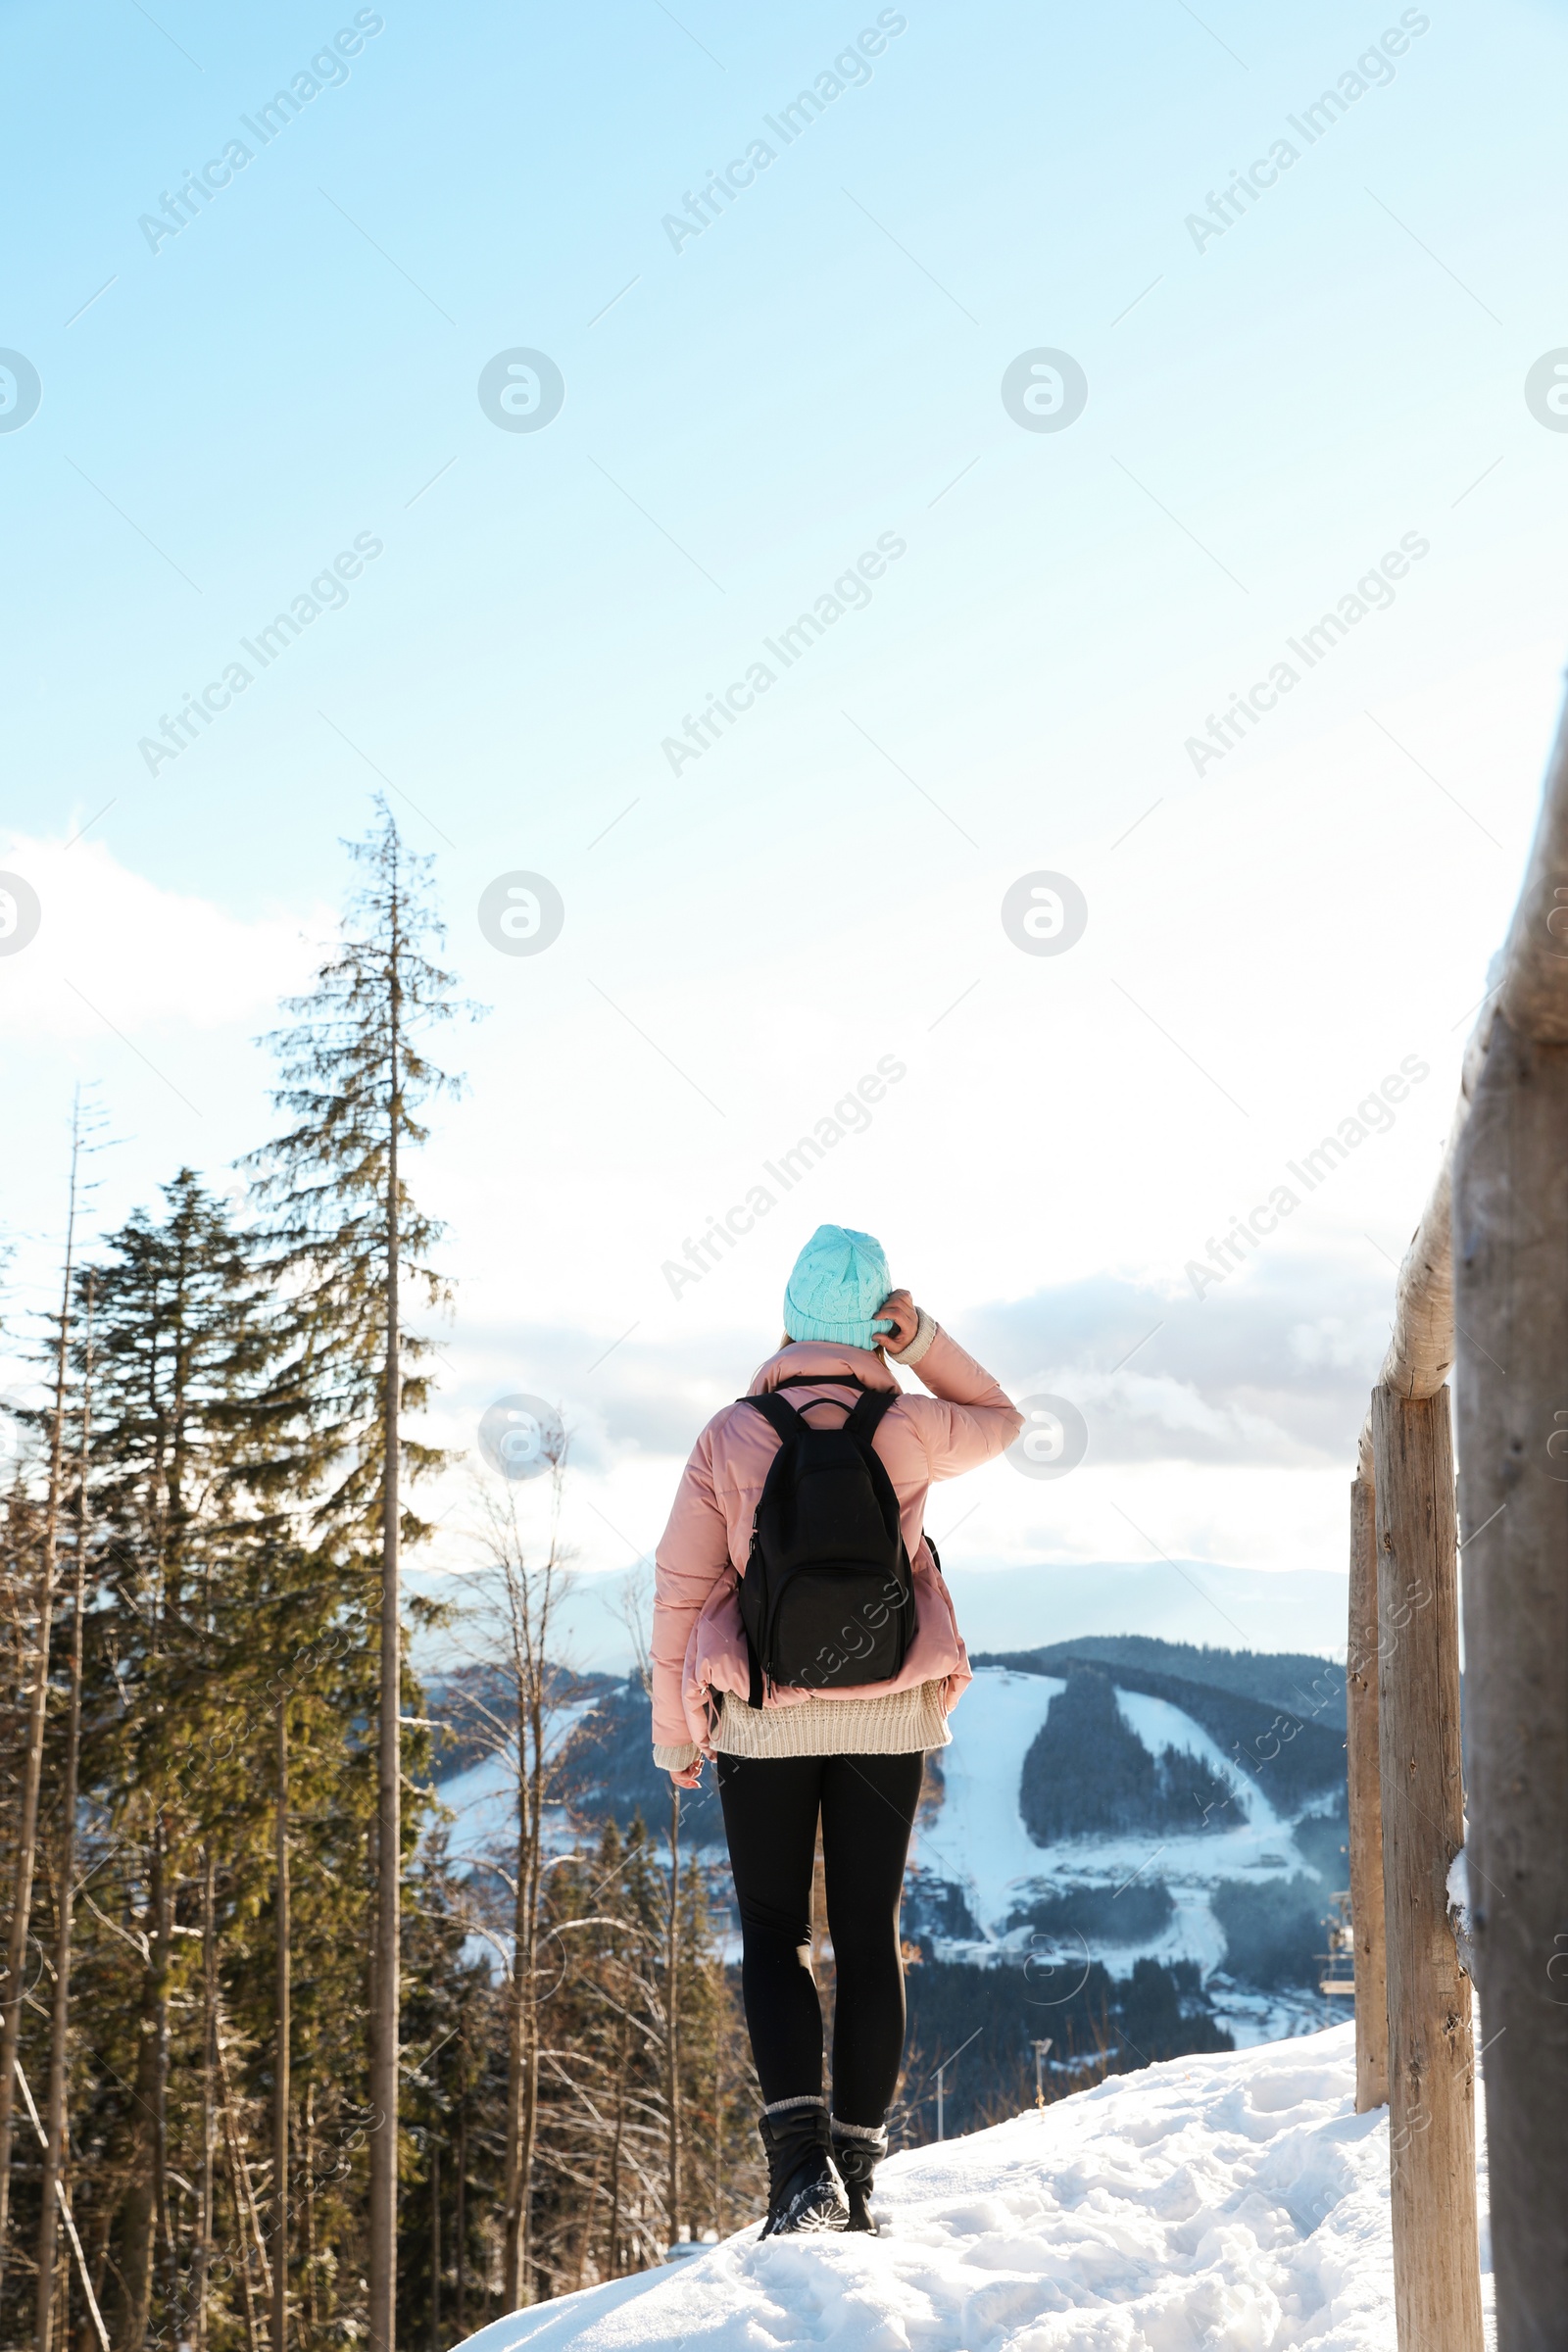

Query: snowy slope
[437,1750,520,1857]
[436,1698,605,1864]
[911,1670,1065,1929]
[1113,1689,1288,1838]
[449,2024,1493,2352]
[909,1668,1336,2022]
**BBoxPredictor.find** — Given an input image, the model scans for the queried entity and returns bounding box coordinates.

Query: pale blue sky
[4,0,1566,1659]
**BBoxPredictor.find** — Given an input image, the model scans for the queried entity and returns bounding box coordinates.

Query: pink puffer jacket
[650,1327,1022,1753]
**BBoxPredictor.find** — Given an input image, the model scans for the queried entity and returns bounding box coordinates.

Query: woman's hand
[877,1287,919,1353]
[669,1760,703,1790]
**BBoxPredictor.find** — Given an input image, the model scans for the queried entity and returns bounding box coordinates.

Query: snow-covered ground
[449,2023,1494,2352]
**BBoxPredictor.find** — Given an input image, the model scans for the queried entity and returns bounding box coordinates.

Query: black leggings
[716,1749,923,2129]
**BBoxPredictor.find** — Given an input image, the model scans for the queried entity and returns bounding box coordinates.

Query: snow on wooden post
[1371,1384,1483,2352]
[1346,1468,1388,2112]
[1451,1012,1568,2329]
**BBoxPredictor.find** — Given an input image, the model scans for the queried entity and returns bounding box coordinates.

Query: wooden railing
[1347,683,1568,2352]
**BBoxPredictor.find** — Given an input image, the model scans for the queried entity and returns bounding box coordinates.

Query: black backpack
[736,1374,916,1707]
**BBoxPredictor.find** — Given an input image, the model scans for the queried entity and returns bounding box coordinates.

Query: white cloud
[0,832,326,1037]
[1016,1363,1308,1467]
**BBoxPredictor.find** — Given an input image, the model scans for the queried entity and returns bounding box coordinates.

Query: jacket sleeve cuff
[654,1741,700,1771]
[888,1307,937,1368]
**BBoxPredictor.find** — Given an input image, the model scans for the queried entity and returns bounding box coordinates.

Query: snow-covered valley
[906,1665,1345,2047]
[432,1644,1350,2069]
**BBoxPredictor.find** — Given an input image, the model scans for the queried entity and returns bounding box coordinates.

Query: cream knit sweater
[654,1679,951,1769]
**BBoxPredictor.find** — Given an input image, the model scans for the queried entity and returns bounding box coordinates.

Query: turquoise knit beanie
[782,1224,895,1348]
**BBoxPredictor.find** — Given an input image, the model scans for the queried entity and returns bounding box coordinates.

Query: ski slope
[450,2023,1492,2352]
[912,1670,1315,1973]
[910,1669,1065,1928]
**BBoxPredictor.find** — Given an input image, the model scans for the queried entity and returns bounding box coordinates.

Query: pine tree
[246,801,475,2352]
[73,1168,314,2350]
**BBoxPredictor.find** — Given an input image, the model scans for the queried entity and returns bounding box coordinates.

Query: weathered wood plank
[1347,1473,1388,2112]
[1451,1013,1568,2350]
[1371,1383,1482,2352]
[1498,689,1568,1044]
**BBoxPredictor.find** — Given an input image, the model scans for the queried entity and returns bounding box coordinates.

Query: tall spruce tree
[78,1167,309,2348]
[246,802,474,2352]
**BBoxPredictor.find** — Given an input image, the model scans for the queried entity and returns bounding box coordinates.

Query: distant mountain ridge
[978,1649,1346,1819]
[970,1636,1346,1729]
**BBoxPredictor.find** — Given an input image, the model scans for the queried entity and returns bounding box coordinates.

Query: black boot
[830,2119,888,2234]
[758,2099,849,2236]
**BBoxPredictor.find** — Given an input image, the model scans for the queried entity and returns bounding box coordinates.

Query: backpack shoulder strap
[738,1392,803,1444]
[738,1392,802,1712]
[842,1386,899,1444]
[772,1371,873,1393]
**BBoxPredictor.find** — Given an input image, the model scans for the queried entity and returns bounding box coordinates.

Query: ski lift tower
[1317,1889,1356,1998]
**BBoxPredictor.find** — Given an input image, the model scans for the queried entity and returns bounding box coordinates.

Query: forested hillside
[1008,1655,1346,1824]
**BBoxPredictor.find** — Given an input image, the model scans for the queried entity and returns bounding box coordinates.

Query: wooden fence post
[1371,1384,1483,2352]
[1346,1471,1388,2111]
[1451,1012,1568,2349]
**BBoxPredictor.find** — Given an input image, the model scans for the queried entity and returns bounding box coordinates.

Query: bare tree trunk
[195,1848,218,2352]
[0,1113,82,2289]
[115,1837,179,2352]
[218,2023,273,2324]
[427,2134,440,2352]
[665,1788,681,2249]
[150,1821,175,2318]
[452,2099,466,2335]
[369,943,403,2352]
[502,1857,542,2306]
[303,2082,318,2334]
[120,1880,163,2350]
[1372,1385,1483,2352]
[36,1275,93,2352]
[517,1678,546,2300]
[273,1701,290,2352]
[501,1551,552,2308]
[221,2095,263,2352]
[14,2054,110,2352]
[1346,1472,1388,2112]
[570,2142,605,2294]
[502,1862,528,2304]
[605,2027,626,2281]
[711,2040,722,2242]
